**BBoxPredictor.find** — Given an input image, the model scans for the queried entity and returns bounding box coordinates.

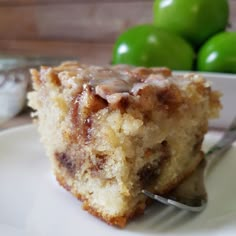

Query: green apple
[112,24,195,70]
[197,32,236,73]
[153,0,229,47]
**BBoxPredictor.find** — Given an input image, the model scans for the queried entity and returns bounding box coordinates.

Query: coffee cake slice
[28,62,221,227]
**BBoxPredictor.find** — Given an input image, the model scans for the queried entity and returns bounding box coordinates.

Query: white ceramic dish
[0,125,236,236]
[174,72,236,129]
[0,69,29,125]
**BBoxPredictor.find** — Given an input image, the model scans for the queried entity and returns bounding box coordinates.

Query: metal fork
[142,117,236,212]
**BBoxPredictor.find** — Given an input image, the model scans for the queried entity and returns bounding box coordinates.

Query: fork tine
[142,190,207,212]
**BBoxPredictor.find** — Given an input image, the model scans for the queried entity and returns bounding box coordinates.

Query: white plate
[0,125,236,236]
[174,72,236,129]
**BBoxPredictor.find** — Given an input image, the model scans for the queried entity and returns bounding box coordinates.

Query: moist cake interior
[28,62,221,227]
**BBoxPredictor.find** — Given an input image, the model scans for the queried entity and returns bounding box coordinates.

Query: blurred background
[0,0,235,65]
[0,0,236,129]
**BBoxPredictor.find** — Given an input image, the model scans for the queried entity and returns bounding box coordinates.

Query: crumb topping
[36,62,211,106]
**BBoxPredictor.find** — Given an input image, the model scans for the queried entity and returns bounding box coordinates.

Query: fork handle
[206,117,236,168]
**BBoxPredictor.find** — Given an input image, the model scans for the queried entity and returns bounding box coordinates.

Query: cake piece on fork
[28,62,221,227]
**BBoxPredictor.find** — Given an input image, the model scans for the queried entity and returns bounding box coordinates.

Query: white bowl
[0,68,29,125]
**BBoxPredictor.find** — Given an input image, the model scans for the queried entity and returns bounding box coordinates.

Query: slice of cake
[28,62,221,227]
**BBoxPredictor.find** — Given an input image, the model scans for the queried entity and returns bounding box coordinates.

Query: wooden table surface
[1,110,32,130]
[1,0,236,130]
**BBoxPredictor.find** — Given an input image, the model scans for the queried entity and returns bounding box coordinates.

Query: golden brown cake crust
[56,171,148,228]
[55,153,203,227]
